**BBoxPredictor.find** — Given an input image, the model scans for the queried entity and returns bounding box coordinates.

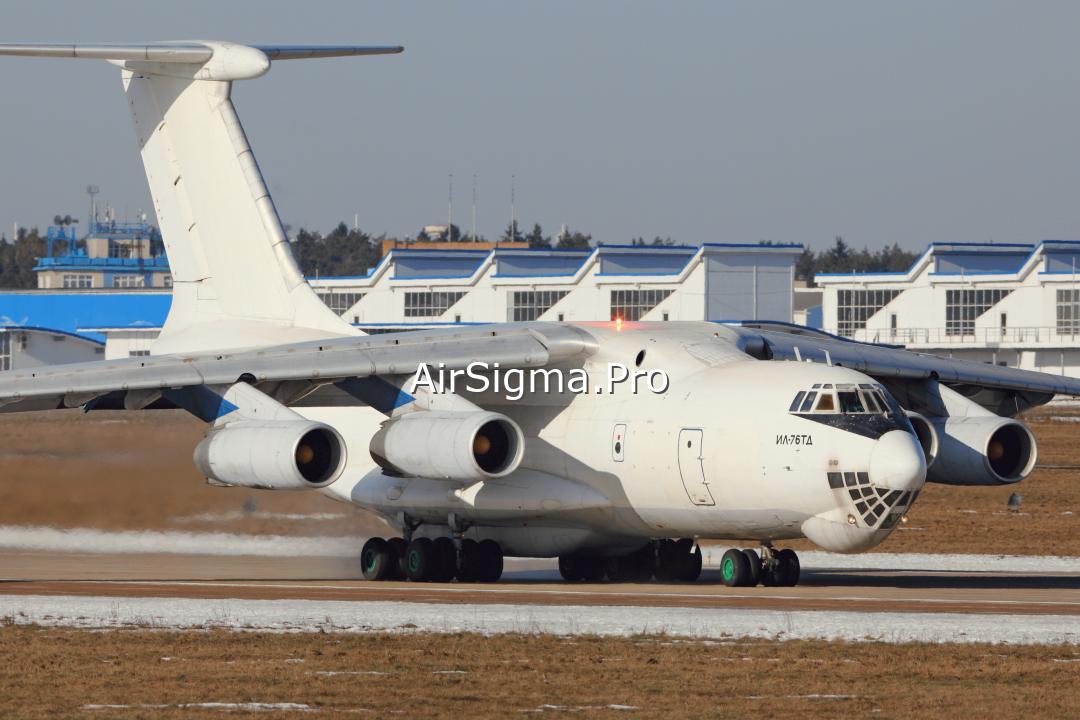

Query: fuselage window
[799,392,818,413]
[838,391,865,414]
[815,393,836,412]
[789,391,806,412]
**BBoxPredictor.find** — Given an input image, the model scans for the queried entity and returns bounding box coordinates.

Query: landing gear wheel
[386,537,407,580]
[405,537,434,581]
[762,548,800,587]
[720,548,753,587]
[456,539,482,582]
[360,537,391,581]
[580,556,606,582]
[476,539,503,582]
[674,539,703,582]
[431,537,457,583]
[741,548,762,587]
[558,555,586,582]
[654,540,676,582]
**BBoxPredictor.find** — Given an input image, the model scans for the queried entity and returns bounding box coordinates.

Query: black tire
[720,548,752,587]
[580,556,607,582]
[604,555,634,582]
[654,540,676,582]
[385,537,407,580]
[631,544,655,582]
[558,555,586,582]
[477,539,503,582]
[675,540,703,582]
[405,537,434,581]
[742,548,762,587]
[360,537,390,581]
[431,537,457,583]
[775,548,800,587]
[456,539,482,582]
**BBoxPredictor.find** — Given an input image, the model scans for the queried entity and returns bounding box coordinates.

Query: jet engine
[927,416,1037,486]
[369,410,524,483]
[905,411,939,468]
[193,420,347,490]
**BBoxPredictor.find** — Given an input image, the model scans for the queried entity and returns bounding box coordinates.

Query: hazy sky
[2,1,1080,252]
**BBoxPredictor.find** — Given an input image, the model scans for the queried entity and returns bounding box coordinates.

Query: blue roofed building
[308,242,805,332]
[35,220,172,290]
[815,241,1080,376]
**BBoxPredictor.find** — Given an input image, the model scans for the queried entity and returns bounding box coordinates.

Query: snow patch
[1,594,1076,645]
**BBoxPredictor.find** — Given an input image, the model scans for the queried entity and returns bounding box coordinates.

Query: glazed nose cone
[869,430,926,491]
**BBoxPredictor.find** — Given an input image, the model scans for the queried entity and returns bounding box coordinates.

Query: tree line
[0,220,921,288]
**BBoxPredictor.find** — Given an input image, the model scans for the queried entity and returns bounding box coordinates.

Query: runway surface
[2,550,1078,618]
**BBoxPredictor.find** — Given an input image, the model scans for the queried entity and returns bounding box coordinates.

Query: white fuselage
[312,323,927,557]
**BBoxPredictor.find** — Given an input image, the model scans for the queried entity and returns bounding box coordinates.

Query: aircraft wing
[729,322,1080,413]
[0,324,596,414]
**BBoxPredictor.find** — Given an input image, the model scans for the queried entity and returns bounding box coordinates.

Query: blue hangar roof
[0,291,171,342]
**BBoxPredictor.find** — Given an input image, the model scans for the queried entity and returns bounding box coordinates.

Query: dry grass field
[0,408,1076,556]
[0,626,1077,719]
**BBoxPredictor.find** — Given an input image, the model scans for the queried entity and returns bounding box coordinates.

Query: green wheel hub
[407,550,420,573]
[721,556,734,581]
[362,550,376,572]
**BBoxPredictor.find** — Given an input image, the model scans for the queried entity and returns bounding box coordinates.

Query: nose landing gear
[719,545,800,587]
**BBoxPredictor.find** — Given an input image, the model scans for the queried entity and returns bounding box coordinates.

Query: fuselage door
[677,428,715,506]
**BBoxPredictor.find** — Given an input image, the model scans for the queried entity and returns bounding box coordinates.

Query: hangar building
[816,241,1080,375]
[1,243,803,362]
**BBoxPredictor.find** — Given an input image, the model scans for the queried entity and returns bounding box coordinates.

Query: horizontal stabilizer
[0,42,402,63]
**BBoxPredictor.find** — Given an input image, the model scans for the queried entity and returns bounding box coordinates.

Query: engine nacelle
[927,416,1037,486]
[369,410,524,483]
[193,420,347,490]
[905,411,939,468]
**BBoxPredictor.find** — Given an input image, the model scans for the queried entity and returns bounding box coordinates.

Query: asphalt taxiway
[1,550,1077,618]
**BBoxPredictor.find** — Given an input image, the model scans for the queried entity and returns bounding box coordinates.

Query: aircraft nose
[868,430,926,491]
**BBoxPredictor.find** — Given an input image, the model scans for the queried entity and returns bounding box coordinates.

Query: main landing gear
[558,539,703,583]
[360,536,504,583]
[719,545,800,587]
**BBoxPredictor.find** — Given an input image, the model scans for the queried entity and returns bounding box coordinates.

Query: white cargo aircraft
[0,42,1073,587]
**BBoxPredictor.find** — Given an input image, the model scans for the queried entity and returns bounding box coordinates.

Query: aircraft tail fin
[0,42,403,353]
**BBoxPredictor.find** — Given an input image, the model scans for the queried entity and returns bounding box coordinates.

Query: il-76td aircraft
[0,41,1075,587]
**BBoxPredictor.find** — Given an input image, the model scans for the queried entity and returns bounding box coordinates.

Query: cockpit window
[861,390,883,413]
[790,383,902,418]
[838,391,865,413]
[789,391,806,412]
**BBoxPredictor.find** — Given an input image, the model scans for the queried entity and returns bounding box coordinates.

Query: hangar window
[316,290,365,316]
[1057,289,1080,335]
[945,289,1011,336]
[510,290,570,321]
[610,289,673,321]
[836,289,901,337]
[404,291,466,318]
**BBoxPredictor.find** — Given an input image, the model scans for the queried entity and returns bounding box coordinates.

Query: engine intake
[369,410,524,483]
[905,411,939,468]
[927,416,1037,486]
[193,420,347,490]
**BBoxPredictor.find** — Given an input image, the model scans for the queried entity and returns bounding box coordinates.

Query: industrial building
[34,219,171,290]
[816,241,1080,375]
[0,242,804,362]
